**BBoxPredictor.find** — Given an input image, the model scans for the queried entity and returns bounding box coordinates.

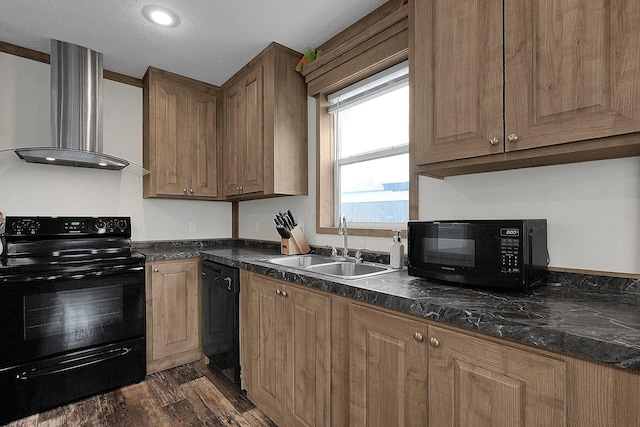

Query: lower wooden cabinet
[241,271,330,426]
[428,325,566,427]
[349,304,429,426]
[240,274,640,427]
[146,259,201,374]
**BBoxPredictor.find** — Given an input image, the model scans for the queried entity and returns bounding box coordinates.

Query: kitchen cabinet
[411,0,640,177]
[240,271,330,426]
[223,66,264,196]
[143,67,221,200]
[332,298,566,427]
[222,42,308,200]
[348,304,429,426]
[237,267,639,426]
[146,259,201,374]
[428,325,566,427]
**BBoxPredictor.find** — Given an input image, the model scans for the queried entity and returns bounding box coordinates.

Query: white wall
[0,52,232,241]
[419,160,640,273]
[239,96,640,275]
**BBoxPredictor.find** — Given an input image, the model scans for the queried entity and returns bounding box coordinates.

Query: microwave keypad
[500,238,520,273]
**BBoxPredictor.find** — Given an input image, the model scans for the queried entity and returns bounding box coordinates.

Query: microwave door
[424,224,476,269]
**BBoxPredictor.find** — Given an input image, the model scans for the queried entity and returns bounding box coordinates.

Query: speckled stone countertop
[135,241,640,373]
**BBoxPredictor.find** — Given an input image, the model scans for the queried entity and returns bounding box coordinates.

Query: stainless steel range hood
[13,40,140,172]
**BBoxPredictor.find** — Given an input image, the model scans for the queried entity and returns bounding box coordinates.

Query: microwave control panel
[500,228,521,274]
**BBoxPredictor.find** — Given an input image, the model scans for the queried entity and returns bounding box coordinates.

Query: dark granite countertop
[136,241,640,373]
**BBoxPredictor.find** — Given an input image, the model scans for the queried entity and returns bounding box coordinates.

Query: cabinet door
[188,90,218,198]
[223,84,241,197]
[349,304,429,427]
[505,0,640,151]
[243,274,285,424]
[429,326,566,427]
[239,65,265,195]
[153,80,189,195]
[412,0,504,165]
[284,285,330,427]
[147,259,201,373]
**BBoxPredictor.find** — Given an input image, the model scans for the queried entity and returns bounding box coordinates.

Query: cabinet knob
[489,137,499,146]
[507,133,519,143]
[281,290,287,297]
[183,188,187,193]
[189,188,194,194]
[429,337,440,348]
[414,332,424,342]
[276,289,281,295]
[153,268,159,272]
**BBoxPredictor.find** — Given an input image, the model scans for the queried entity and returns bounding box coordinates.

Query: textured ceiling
[0,0,388,86]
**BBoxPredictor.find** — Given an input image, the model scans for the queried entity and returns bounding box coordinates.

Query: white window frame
[328,61,409,228]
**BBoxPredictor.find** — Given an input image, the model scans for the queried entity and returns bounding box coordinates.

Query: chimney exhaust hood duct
[13,40,143,173]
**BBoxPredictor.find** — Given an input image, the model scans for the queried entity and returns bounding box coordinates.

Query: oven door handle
[16,347,132,381]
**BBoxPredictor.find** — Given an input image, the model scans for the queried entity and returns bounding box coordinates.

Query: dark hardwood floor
[5,361,276,427]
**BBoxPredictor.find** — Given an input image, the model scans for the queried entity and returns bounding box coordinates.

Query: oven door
[408,221,507,286]
[0,264,145,367]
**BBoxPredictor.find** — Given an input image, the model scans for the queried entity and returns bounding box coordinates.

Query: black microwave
[408,220,548,291]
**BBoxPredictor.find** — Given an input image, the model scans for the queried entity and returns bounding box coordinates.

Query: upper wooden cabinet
[222,43,308,200]
[411,0,640,177]
[143,67,221,200]
[223,65,265,197]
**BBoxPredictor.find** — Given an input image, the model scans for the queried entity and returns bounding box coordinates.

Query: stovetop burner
[0,216,144,281]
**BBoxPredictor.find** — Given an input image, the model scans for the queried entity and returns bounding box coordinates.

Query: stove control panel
[4,216,131,238]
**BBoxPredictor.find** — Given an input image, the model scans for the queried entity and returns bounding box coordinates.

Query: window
[328,61,409,228]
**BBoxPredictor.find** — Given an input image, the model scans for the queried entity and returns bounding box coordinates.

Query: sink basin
[263,255,396,279]
[263,254,334,267]
[306,261,394,279]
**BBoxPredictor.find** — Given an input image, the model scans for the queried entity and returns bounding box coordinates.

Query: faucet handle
[326,245,338,258]
[355,248,369,263]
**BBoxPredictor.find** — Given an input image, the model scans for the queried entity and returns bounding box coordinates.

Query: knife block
[281,226,311,255]
[281,238,302,255]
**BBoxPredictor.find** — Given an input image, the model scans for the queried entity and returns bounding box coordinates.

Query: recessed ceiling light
[142,5,181,28]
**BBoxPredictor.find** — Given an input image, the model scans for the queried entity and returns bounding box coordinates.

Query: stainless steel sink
[306,261,394,279]
[265,254,334,267]
[262,255,396,279]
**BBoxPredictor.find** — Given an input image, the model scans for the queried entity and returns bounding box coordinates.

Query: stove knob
[116,219,128,230]
[97,219,107,229]
[28,221,41,234]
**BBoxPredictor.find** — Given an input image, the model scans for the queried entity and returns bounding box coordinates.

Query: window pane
[339,153,409,223]
[337,85,409,158]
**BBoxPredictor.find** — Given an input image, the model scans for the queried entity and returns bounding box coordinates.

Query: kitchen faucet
[338,215,349,258]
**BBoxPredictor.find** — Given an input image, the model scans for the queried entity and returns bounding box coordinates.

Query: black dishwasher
[202,260,241,386]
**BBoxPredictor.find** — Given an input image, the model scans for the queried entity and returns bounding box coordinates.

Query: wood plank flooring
[5,361,276,427]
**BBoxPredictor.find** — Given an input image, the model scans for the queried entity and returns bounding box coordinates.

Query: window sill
[316,226,406,239]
